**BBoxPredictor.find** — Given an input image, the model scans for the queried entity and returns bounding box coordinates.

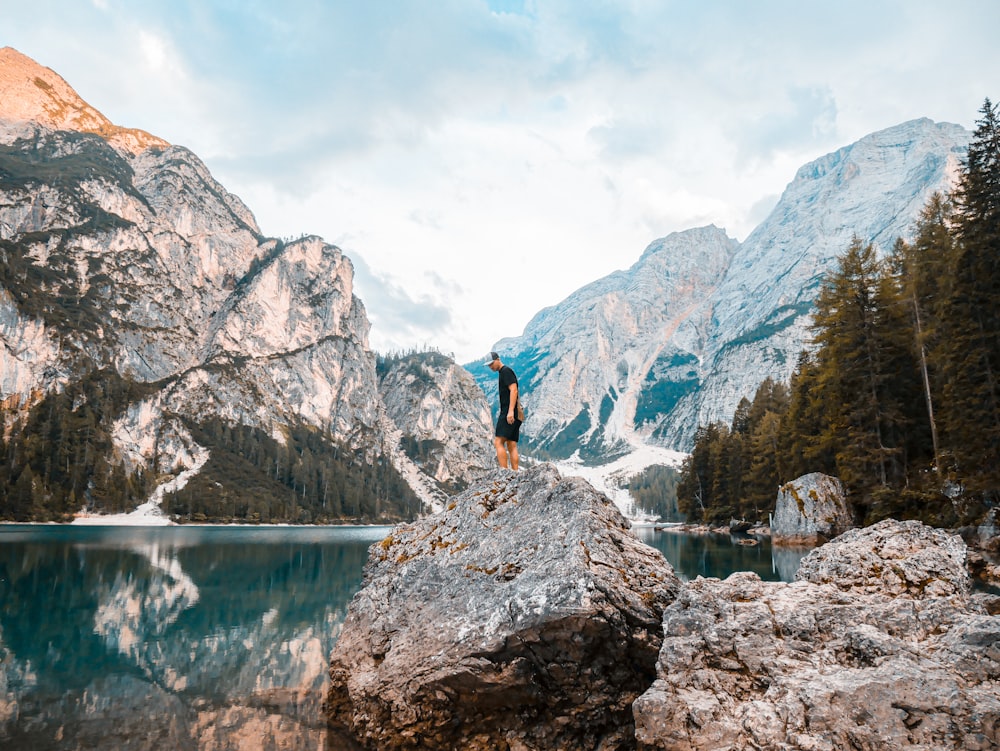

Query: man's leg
[494,436,509,468]
[506,440,519,470]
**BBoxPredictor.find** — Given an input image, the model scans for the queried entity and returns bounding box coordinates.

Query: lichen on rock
[772,472,854,545]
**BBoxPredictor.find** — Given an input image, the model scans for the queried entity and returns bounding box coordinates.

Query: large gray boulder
[327,464,681,750]
[772,472,854,545]
[795,517,968,597]
[633,519,1000,750]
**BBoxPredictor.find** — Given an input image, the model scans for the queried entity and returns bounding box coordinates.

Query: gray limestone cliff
[478,119,970,459]
[0,47,487,515]
[377,350,495,505]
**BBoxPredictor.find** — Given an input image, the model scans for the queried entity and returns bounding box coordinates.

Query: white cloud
[137,30,171,72]
[4,0,1000,362]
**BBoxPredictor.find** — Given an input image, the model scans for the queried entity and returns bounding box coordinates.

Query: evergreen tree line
[627,464,681,520]
[165,418,419,524]
[0,370,419,523]
[677,99,1000,528]
[0,369,156,521]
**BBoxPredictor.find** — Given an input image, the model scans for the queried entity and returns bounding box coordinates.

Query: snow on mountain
[474,225,738,463]
[0,46,972,521]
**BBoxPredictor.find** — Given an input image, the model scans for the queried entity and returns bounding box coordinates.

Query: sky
[3,1,999,363]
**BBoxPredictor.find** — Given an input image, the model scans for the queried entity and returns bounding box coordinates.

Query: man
[485,351,521,470]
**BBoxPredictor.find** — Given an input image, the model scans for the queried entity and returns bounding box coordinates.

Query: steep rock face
[476,226,738,461]
[669,118,969,447]
[327,464,681,750]
[479,119,969,456]
[0,113,380,469]
[0,48,487,514]
[378,351,494,498]
[772,472,854,545]
[633,519,1000,751]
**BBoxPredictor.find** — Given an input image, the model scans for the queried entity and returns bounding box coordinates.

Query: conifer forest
[678,100,1000,528]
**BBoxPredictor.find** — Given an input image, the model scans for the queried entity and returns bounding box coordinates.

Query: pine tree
[780,352,832,480]
[938,98,1000,496]
[747,410,783,516]
[744,378,789,517]
[677,423,724,521]
[890,195,955,481]
[810,238,906,503]
[872,251,925,485]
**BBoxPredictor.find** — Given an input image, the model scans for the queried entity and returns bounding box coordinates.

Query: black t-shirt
[498,365,518,415]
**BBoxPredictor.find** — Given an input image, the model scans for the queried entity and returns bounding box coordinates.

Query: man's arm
[507,382,518,423]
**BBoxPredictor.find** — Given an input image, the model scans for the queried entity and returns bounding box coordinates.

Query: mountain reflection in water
[0,524,808,750]
[0,524,389,751]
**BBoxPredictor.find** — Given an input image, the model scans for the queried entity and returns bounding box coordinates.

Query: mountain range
[0,46,974,518]
[474,117,969,463]
[0,47,491,520]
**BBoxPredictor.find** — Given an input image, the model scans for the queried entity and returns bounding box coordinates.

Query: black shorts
[495,416,521,441]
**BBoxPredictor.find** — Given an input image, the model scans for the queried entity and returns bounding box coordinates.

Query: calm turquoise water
[633,526,811,583]
[0,523,805,750]
[0,524,390,750]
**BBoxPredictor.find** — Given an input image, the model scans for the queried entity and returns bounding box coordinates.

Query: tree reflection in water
[632,527,812,583]
[0,524,389,750]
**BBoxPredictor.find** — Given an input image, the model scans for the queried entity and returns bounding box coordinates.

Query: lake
[0,523,809,750]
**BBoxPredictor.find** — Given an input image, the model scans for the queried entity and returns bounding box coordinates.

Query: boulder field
[328,465,1000,750]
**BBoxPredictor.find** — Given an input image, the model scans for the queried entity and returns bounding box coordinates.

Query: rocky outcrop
[772,472,854,545]
[378,350,494,499]
[633,519,1000,751]
[327,464,681,750]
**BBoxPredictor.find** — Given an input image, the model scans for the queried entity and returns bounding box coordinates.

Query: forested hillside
[0,376,419,523]
[678,100,1000,527]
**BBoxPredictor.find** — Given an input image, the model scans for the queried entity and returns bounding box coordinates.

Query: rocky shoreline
[658,518,1000,588]
[655,468,1000,590]
[327,464,1000,750]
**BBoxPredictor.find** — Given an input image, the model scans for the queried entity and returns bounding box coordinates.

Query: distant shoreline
[0,520,395,529]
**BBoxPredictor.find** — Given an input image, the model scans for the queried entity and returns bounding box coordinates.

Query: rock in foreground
[633,519,1000,750]
[327,464,681,750]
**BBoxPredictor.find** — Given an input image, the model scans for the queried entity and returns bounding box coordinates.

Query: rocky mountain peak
[0,46,168,154]
[480,117,970,463]
[474,224,739,464]
[0,50,492,521]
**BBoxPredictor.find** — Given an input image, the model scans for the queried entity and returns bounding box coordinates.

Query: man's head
[484,351,501,371]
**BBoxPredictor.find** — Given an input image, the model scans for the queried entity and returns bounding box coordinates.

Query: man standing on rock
[485,351,521,470]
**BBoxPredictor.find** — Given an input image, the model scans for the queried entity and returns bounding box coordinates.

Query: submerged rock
[326,464,681,750]
[633,519,1000,750]
[772,472,854,545]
